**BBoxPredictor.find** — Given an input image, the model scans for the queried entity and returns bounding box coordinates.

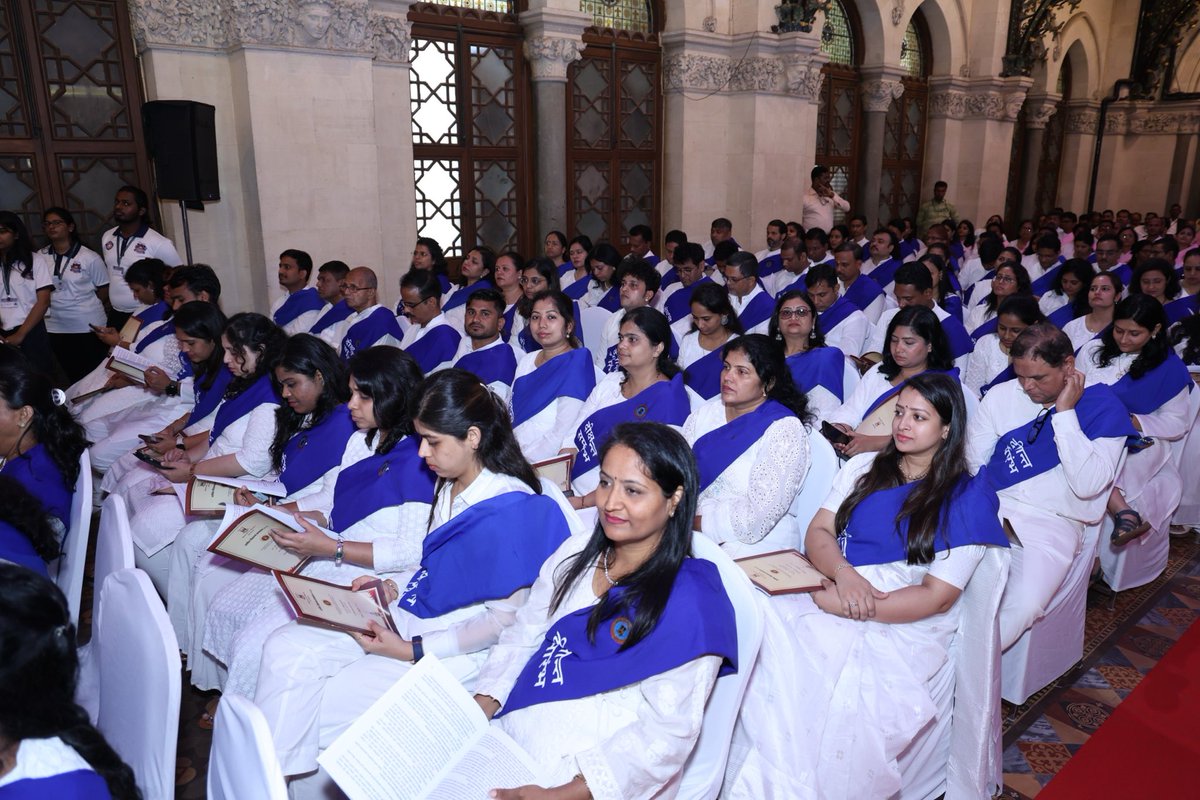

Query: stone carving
[729,58,781,92]
[369,12,411,64]
[861,79,904,112]
[1098,105,1200,135]
[703,16,718,33]
[1023,98,1060,129]
[663,54,733,93]
[663,52,826,100]
[295,1,334,45]
[929,89,967,119]
[929,86,1037,121]
[1003,90,1028,121]
[129,0,231,51]
[892,0,905,26]
[524,36,583,81]
[782,55,825,99]
[1064,108,1099,134]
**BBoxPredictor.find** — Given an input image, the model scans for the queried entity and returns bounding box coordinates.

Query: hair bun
[50,388,67,407]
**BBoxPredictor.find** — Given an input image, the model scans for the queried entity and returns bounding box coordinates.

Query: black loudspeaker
[142,100,220,202]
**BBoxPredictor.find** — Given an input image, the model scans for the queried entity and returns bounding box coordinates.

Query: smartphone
[820,421,851,446]
[133,449,165,469]
[138,433,162,445]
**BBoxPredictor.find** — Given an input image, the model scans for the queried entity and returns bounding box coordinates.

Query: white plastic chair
[95,568,181,800]
[789,425,839,548]
[677,534,766,799]
[77,493,136,721]
[50,450,93,628]
[208,694,288,800]
[579,305,612,363]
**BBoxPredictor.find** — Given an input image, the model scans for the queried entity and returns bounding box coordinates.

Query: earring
[809,330,817,339]
[721,316,729,325]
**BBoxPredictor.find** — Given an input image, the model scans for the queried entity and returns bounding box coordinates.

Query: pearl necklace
[601,550,617,585]
[899,459,929,483]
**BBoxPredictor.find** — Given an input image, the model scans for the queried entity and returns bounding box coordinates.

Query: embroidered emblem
[134,242,147,254]
[610,616,632,644]
[535,632,573,688]
[634,404,648,419]
[378,460,390,476]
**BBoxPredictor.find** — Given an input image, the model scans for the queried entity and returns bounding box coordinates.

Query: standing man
[801,166,850,233]
[100,185,182,328]
[915,180,958,233]
[271,249,326,335]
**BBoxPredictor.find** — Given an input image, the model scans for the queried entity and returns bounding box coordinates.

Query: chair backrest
[208,694,288,800]
[677,534,766,799]
[945,546,1011,799]
[579,305,612,362]
[789,425,839,548]
[92,494,135,625]
[95,568,181,800]
[52,450,93,628]
[1171,384,1200,468]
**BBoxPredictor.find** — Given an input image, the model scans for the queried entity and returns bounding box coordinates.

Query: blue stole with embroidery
[979,364,1015,398]
[981,383,1135,493]
[186,365,233,427]
[456,341,518,388]
[843,276,884,313]
[133,320,174,354]
[970,310,999,341]
[511,348,596,427]
[1109,352,1192,416]
[340,307,404,361]
[442,280,494,312]
[329,436,435,532]
[693,399,794,493]
[398,491,571,618]
[405,323,461,373]
[940,313,976,360]
[311,299,353,335]
[274,287,325,327]
[208,374,280,445]
[787,347,847,403]
[1,444,71,528]
[134,300,169,324]
[737,290,774,331]
[497,558,738,717]
[863,367,959,419]
[818,295,857,335]
[597,285,621,312]
[1165,294,1198,326]
[571,375,691,480]
[865,257,902,289]
[759,253,783,277]
[684,344,726,400]
[278,406,357,496]
[518,302,585,352]
[663,277,711,324]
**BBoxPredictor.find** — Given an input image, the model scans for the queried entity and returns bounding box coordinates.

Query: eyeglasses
[400,297,432,310]
[993,274,1016,284]
[518,276,544,286]
[1026,407,1052,443]
[778,307,812,320]
[43,220,67,228]
[341,284,373,294]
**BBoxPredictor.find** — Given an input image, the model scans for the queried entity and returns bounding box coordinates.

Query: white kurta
[962,334,1010,399]
[269,291,324,336]
[511,350,600,462]
[451,336,519,404]
[69,319,179,427]
[1062,314,1108,351]
[820,304,870,357]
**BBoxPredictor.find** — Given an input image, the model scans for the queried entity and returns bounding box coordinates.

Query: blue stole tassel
[329,436,435,532]
[273,287,326,327]
[693,400,794,493]
[571,375,691,480]
[511,348,596,427]
[340,307,404,361]
[279,406,358,496]
[404,324,461,373]
[787,347,847,402]
[208,374,280,445]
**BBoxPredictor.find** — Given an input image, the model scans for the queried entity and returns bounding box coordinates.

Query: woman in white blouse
[39,207,110,382]
[963,262,1032,340]
[255,369,581,789]
[962,296,1044,399]
[1063,271,1121,351]
[677,282,742,400]
[684,334,812,557]
[475,422,738,800]
[0,212,53,374]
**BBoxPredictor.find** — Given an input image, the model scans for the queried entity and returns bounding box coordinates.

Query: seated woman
[921,253,963,322]
[678,282,742,400]
[111,313,286,594]
[963,296,1045,399]
[769,289,857,421]
[0,476,62,577]
[409,236,452,297]
[560,235,593,293]
[515,257,579,353]
[510,290,600,462]
[573,243,621,311]
[442,246,496,328]
[1063,271,1122,351]
[0,564,138,799]
[543,229,569,274]
[1038,258,1094,321]
[683,334,812,557]
[561,307,696,502]
[776,373,1008,797]
[828,305,965,456]
[1131,258,1182,307]
[963,262,1032,341]
[1078,295,1192,546]
[493,250,525,341]
[0,353,88,534]
[255,369,580,787]
[473,423,738,799]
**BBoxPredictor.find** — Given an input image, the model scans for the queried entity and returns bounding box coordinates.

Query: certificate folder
[734,548,826,595]
[185,475,286,517]
[531,453,573,493]
[206,505,308,573]
[275,572,398,636]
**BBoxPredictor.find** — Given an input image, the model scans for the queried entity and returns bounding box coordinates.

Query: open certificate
[734,548,827,595]
[105,346,154,383]
[532,453,573,494]
[185,474,287,516]
[206,504,308,573]
[275,573,398,636]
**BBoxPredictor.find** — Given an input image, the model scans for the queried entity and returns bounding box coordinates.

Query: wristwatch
[165,380,179,397]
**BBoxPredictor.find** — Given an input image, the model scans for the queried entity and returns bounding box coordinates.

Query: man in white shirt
[806,263,868,356]
[658,242,710,324]
[804,228,834,267]
[801,165,850,233]
[310,260,353,345]
[766,237,810,297]
[597,259,660,372]
[627,224,658,268]
[270,249,326,335]
[861,262,973,372]
[338,266,404,361]
[833,244,886,324]
[452,288,519,403]
[100,185,182,327]
[702,217,738,263]
[397,268,459,373]
[722,252,774,335]
[754,218,786,277]
[847,213,871,259]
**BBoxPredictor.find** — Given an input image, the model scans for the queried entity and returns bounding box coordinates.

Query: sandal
[1111,509,1151,546]
[198,696,220,730]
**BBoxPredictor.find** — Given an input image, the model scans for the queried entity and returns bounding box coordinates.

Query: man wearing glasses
[337,266,403,361]
[722,252,773,335]
[1094,233,1133,287]
[397,267,460,373]
[967,324,1133,650]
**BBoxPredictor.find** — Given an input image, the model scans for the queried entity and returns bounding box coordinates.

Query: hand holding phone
[820,421,851,446]
[133,449,164,468]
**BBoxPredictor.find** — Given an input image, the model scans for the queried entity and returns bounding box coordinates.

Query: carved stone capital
[781,54,826,100]
[1104,101,1200,135]
[369,12,411,64]
[1062,103,1100,134]
[861,79,904,112]
[929,88,967,119]
[1023,94,1062,129]
[662,54,733,93]
[524,37,582,81]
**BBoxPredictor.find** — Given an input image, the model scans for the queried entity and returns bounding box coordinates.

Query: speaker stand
[178,200,194,264]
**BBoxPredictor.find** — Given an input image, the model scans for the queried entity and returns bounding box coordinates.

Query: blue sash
[398,491,571,618]
[557,262,574,278]
[278,405,357,496]
[511,348,596,427]
[863,367,959,419]
[1165,294,1198,326]
[978,364,1014,398]
[501,304,518,343]
[571,375,691,480]
[774,272,808,299]
[597,285,621,312]
[563,278,591,301]
[940,313,975,360]
[964,273,993,307]
[659,266,680,290]
[456,342,518,387]
[1,444,71,528]
[843,276,884,313]
[310,299,353,335]
[899,239,920,259]
[497,557,737,716]
[328,436,435,532]
[340,307,404,361]
[818,295,857,334]
[1047,302,1079,329]
[186,365,234,427]
[737,290,774,331]
[0,520,48,576]
[517,301,585,352]
[970,311,999,341]
[1030,263,1063,296]
[134,300,169,324]
[663,277,711,323]
[1109,264,1133,286]
[942,295,963,322]
[273,287,325,327]
[1110,352,1192,416]
[208,374,279,445]
[787,347,847,403]
[442,280,494,312]
[684,344,726,400]
[693,399,794,493]
[865,257,902,289]
[133,320,174,354]
[175,353,193,382]
[437,273,452,294]
[759,253,783,277]
[981,383,1135,492]
[405,323,461,373]
[0,770,111,799]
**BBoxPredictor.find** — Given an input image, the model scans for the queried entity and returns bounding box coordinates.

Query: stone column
[519,8,589,238]
[856,71,904,228]
[1016,93,1061,220]
[1056,100,1099,212]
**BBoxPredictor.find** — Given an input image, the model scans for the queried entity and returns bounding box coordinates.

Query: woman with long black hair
[0,212,53,373]
[0,475,66,577]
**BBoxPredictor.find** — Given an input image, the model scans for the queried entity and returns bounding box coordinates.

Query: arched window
[815,0,861,223]
[880,15,930,223]
[579,0,652,34]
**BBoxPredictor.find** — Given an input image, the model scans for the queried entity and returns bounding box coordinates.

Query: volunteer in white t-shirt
[100,185,182,326]
[39,207,110,382]
[0,212,54,373]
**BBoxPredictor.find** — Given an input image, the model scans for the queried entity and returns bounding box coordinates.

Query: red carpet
[1039,618,1200,797]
